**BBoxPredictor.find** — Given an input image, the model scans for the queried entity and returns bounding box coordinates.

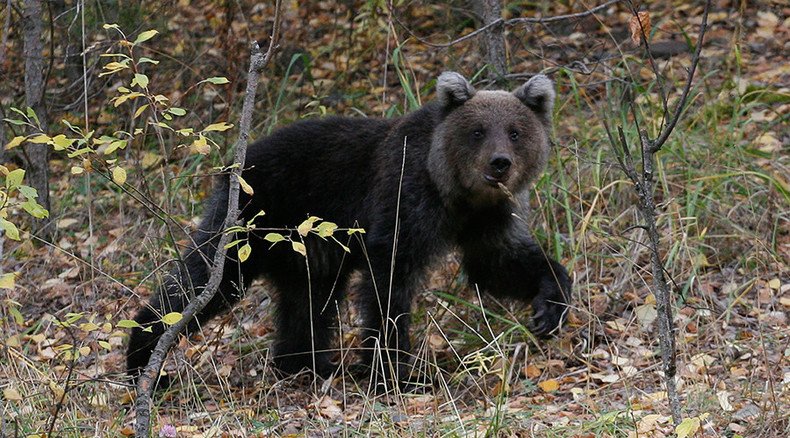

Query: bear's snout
[484,153,513,185]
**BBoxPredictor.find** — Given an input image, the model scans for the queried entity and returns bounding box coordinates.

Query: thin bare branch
[652,0,711,151]
[393,1,622,49]
[505,0,621,25]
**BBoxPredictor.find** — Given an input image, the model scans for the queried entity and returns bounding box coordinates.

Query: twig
[651,0,710,152]
[505,0,621,25]
[603,0,711,425]
[391,0,621,49]
[132,1,283,436]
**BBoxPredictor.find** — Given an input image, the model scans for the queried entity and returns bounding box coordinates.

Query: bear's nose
[489,155,512,176]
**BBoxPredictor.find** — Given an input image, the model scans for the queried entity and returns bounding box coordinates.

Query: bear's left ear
[436,72,476,108]
[513,74,555,119]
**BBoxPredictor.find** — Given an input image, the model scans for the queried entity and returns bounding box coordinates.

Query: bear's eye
[473,129,484,139]
[509,130,519,141]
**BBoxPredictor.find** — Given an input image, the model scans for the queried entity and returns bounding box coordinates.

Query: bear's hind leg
[270,277,342,379]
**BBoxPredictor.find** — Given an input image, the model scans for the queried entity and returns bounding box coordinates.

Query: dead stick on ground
[604,0,710,425]
[133,1,283,436]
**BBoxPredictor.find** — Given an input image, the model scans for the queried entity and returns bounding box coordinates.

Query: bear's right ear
[436,72,476,108]
[513,74,555,119]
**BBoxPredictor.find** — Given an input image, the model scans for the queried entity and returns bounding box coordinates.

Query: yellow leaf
[71,166,84,175]
[0,272,16,289]
[298,216,321,237]
[238,243,251,262]
[203,122,233,132]
[237,175,254,195]
[3,387,22,401]
[80,322,100,332]
[538,379,559,392]
[28,134,51,144]
[767,278,781,290]
[161,312,183,325]
[133,104,149,119]
[112,166,127,185]
[292,241,306,257]
[675,416,701,438]
[190,136,210,155]
[4,136,25,150]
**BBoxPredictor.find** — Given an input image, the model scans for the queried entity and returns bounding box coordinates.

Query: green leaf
[116,319,143,329]
[203,122,233,132]
[238,243,251,262]
[3,118,27,126]
[675,417,701,438]
[316,221,337,238]
[104,139,128,155]
[26,107,40,126]
[138,57,159,65]
[17,185,37,199]
[102,23,120,30]
[8,304,24,325]
[264,233,285,244]
[201,77,230,85]
[51,134,73,151]
[131,73,149,89]
[0,272,16,289]
[21,198,49,218]
[291,241,306,257]
[168,107,186,116]
[0,218,20,240]
[98,340,112,350]
[223,239,245,249]
[335,240,350,253]
[133,29,159,45]
[161,312,183,325]
[6,169,25,188]
[347,228,366,235]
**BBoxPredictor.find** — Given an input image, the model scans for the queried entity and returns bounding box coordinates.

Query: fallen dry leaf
[629,11,652,45]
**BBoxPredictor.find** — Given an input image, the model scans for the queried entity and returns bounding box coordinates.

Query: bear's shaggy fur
[127,72,571,384]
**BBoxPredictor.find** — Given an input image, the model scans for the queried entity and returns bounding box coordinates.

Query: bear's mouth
[483,174,509,187]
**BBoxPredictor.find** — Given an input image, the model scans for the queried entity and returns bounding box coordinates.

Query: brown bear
[127,72,571,386]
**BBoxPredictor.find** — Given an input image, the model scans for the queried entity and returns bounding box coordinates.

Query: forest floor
[1,1,788,437]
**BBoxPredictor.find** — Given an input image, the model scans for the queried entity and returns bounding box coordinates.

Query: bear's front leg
[461,231,571,336]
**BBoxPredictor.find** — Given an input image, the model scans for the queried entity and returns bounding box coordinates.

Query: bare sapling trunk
[133,1,283,436]
[604,0,711,425]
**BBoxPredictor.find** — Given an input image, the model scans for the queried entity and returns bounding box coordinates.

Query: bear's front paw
[529,274,570,337]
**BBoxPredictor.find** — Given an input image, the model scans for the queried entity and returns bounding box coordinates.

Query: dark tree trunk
[23,0,51,238]
[473,0,507,84]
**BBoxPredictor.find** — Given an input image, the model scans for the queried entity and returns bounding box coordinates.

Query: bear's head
[428,72,555,208]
